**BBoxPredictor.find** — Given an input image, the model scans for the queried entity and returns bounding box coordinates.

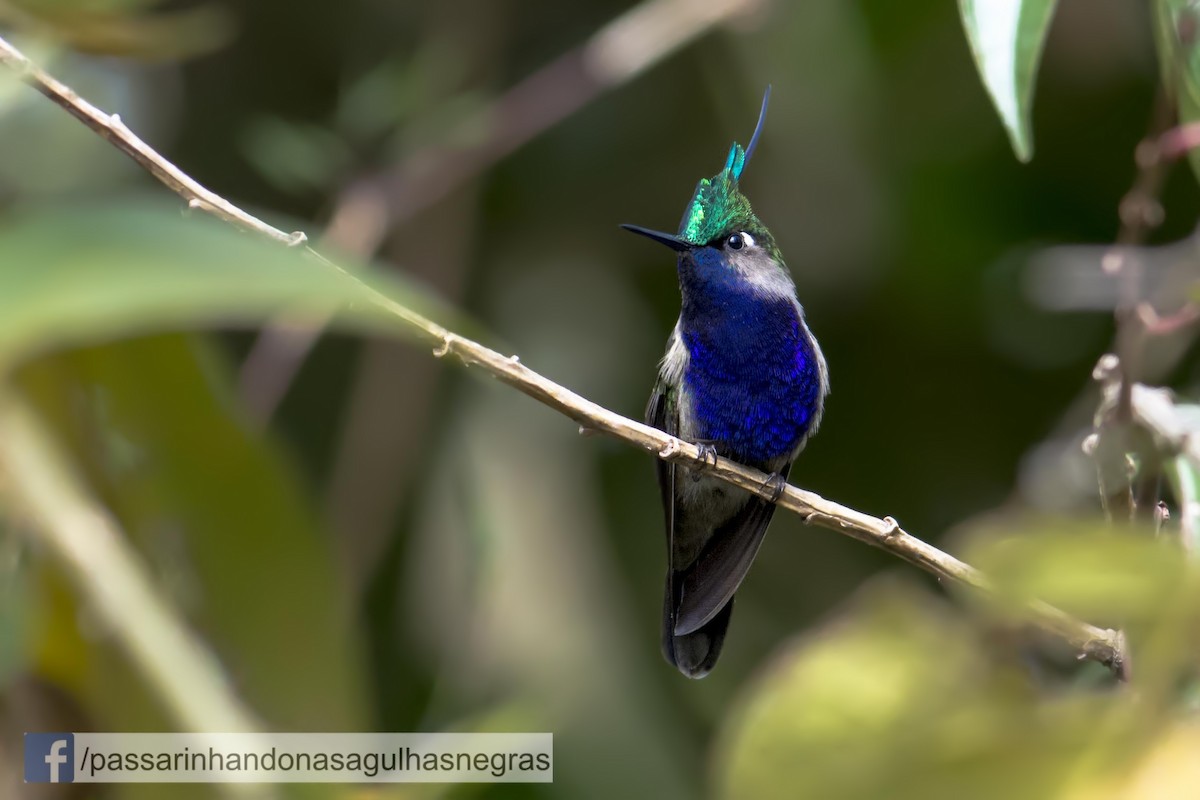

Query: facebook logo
[24,733,74,783]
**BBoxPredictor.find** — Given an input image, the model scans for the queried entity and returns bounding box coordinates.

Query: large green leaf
[17,338,368,800]
[0,199,433,370]
[715,579,1145,800]
[963,524,1192,628]
[19,337,368,729]
[961,520,1200,700]
[958,0,1059,162]
[0,198,440,795]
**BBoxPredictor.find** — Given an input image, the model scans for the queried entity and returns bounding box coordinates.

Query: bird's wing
[673,461,791,636]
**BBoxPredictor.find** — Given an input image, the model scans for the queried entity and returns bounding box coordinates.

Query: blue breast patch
[681,289,822,467]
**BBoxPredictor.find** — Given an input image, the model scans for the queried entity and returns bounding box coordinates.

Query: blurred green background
[3,0,1200,797]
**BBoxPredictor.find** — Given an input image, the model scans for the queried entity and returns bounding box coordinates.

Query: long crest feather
[741,85,772,173]
[678,86,772,245]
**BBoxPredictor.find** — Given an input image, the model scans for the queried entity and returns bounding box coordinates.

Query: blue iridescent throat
[679,277,821,466]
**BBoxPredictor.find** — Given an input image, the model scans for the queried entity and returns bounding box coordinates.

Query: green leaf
[0,199,443,370]
[963,522,1192,629]
[958,0,1060,162]
[0,197,456,733]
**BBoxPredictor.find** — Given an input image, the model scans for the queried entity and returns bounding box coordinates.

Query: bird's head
[622,87,788,293]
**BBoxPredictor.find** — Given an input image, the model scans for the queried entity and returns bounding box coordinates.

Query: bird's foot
[763,472,788,503]
[692,443,719,481]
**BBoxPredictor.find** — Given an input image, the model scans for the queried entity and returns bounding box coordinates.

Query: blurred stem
[1108,89,1175,421]
[0,391,275,800]
[0,31,1129,678]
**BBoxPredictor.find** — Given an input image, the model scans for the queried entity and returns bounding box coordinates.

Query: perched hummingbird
[622,88,829,678]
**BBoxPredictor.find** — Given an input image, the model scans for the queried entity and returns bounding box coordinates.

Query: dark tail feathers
[662,577,733,679]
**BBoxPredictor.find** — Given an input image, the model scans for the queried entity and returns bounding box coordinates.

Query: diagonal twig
[0,32,1128,677]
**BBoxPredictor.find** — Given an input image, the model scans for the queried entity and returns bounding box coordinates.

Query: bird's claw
[692,443,718,481]
[763,472,787,503]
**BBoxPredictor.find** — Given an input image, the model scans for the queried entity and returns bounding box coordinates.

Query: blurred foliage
[1163,448,1200,550]
[717,532,1200,800]
[21,337,369,728]
[0,201,426,365]
[2,1,1200,799]
[1155,0,1200,182]
[0,0,231,60]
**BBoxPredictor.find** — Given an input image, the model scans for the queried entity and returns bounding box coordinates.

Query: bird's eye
[726,232,754,250]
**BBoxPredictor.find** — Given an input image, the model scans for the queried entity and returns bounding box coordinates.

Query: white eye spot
[726,232,755,251]
[726,232,756,251]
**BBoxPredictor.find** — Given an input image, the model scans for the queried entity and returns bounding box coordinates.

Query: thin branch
[0,38,304,248]
[0,392,276,800]
[0,32,1127,676]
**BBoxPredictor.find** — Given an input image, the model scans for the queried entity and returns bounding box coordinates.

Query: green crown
[677,142,756,246]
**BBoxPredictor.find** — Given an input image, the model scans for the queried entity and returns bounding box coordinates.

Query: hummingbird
[622,88,829,678]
